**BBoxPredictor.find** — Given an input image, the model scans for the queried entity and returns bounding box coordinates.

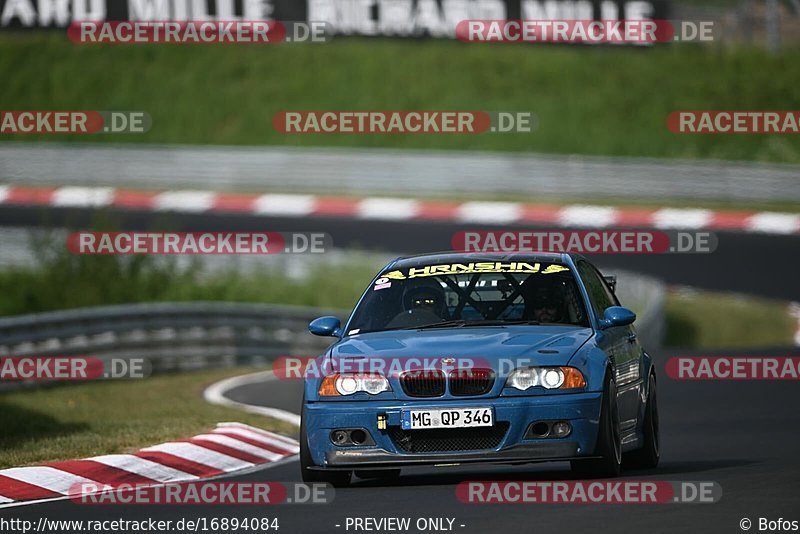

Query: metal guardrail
[2,143,799,202]
[0,302,342,375]
[610,270,666,351]
[0,270,665,391]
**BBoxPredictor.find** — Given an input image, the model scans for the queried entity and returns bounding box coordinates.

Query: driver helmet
[402,280,447,317]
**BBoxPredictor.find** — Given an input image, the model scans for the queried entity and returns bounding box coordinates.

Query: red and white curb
[1,184,798,234]
[0,422,298,508]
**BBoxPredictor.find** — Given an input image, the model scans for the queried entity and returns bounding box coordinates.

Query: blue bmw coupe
[301,252,659,486]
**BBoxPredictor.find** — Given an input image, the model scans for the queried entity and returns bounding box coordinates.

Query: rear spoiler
[603,275,617,292]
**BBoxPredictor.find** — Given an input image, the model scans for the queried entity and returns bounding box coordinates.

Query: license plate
[401,408,494,430]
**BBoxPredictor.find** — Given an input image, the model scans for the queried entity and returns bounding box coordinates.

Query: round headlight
[542,369,565,389]
[336,375,359,395]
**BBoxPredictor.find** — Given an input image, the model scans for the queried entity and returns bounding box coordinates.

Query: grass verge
[0,366,295,469]
[665,288,796,349]
[1,34,799,162]
[0,233,382,316]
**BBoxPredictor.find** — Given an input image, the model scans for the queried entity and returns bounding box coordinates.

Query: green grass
[665,289,796,349]
[0,366,295,469]
[1,34,799,162]
[0,233,382,317]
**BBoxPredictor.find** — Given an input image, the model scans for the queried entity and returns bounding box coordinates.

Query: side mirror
[308,316,342,337]
[599,306,636,329]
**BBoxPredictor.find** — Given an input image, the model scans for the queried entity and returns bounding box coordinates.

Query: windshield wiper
[401,320,468,330]
[489,319,541,326]
[406,319,540,330]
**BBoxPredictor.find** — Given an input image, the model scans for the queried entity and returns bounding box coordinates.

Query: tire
[624,374,660,469]
[355,469,401,481]
[571,374,622,478]
[300,410,351,487]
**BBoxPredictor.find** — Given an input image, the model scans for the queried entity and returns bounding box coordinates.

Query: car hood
[328,326,593,373]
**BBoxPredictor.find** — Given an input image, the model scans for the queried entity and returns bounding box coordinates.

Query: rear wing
[603,275,617,293]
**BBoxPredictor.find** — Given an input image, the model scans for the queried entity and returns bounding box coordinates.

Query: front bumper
[303,392,602,469]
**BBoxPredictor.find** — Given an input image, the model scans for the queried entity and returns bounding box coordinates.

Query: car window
[577,261,618,319]
[346,261,590,334]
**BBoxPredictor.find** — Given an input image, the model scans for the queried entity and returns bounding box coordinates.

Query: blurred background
[0,0,798,465]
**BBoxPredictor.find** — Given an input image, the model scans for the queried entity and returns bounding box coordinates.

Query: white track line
[203,370,301,427]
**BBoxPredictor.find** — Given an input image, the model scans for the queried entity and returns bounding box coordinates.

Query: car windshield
[346,261,590,335]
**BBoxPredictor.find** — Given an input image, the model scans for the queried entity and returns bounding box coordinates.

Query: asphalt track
[2,346,799,534]
[1,206,799,533]
[0,206,798,299]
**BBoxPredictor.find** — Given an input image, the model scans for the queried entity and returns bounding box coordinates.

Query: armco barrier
[0,271,665,390]
[609,269,666,351]
[0,302,343,387]
[2,143,798,202]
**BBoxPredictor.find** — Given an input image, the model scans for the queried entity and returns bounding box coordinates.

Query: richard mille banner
[0,0,670,38]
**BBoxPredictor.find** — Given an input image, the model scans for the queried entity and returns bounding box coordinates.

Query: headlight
[506,367,585,391]
[319,373,391,396]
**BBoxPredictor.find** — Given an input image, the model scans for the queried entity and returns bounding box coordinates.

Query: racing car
[300,252,659,486]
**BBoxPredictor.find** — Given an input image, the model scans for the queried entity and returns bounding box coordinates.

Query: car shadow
[349,458,759,488]
[0,400,90,449]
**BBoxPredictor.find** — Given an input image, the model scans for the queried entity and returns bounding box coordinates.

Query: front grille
[389,422,510,453]
[449,368,495,396]
[401,370,445,397]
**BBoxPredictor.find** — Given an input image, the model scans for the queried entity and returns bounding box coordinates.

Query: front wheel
[300,412,351,487]
[624,374,660,469]
[571,374,622,478]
